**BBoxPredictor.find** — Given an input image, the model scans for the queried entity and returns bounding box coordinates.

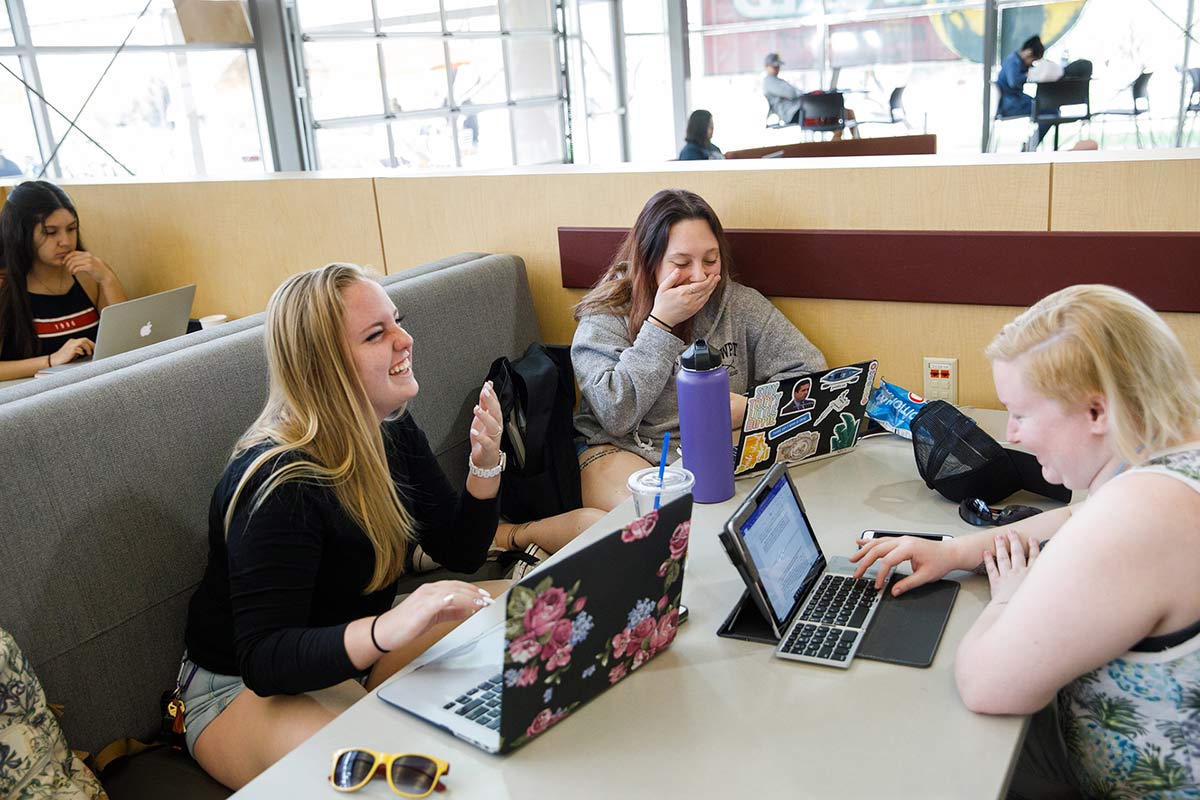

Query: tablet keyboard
[442,673,502,729]
[776,573,881,668]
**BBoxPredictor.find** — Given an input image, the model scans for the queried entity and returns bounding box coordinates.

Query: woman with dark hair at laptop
[678,109,724,161]
[852,285,1200,797]
[180,263,508,789]
[571,188,826,510]
[0,180,127,380]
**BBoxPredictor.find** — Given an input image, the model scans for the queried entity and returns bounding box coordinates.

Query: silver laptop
[40,285,196,373]
[379,494,693,754]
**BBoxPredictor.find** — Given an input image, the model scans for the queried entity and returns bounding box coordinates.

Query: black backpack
[485,343,583,523]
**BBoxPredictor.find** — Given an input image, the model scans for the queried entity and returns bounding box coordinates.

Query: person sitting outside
[851,284,1200,797]
[762,53,858,139]
[0,180,128,380]
[679,109,724,161]
[997,35,1053,147]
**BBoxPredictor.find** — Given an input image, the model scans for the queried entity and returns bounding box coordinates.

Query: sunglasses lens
[390,756,439,795]
[332,750,377,789]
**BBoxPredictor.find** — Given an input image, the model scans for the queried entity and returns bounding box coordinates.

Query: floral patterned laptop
[497,493,693,751]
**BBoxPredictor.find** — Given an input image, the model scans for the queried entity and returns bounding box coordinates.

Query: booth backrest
[0,252,490,406]
[0,252,539,753]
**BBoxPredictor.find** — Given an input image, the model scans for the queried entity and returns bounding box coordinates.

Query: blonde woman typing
[852,285,1200,797]
[181,264,507,790]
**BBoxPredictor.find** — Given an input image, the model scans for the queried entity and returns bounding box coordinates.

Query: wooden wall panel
[1050,156,1200,378]
[1050,158,1200,232]
[375,161,1050,408]
[63,177,385,319]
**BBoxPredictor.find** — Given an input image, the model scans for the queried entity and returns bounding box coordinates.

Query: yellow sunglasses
[329,748,450,797]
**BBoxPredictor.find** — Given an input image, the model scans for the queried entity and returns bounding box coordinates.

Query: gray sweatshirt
[571,281,827,465]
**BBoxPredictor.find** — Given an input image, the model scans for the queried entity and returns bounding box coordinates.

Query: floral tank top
[1059,446,1200,798]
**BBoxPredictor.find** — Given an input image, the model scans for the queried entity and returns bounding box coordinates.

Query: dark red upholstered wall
[558,228,1199,312]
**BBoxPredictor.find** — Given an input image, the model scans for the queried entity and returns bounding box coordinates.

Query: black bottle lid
[681,339,722,371]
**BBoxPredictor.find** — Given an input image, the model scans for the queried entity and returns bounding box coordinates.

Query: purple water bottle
[676,339,735,503]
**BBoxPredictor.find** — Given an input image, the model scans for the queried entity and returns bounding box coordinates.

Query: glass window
[381,40,450,114]
[304,41,384,120]
[575,0,624,162]
[624,34,673,161]
[25,0,198,47]
[622,0,664,35]
[315,123,391,170]
[295,0,375,34]
[377,0,443,34]
[829,15,978,152]
[37,50,265,178]
[0,57,40,178]
[447,39,508,106]
[507,38,560,100]
[1043,0,1188,148]
[513,104,564,163]
[506,0,554,31]
[1,0,14,47]
[443,0,500,33]
[392,116,457,168]
[458,107,512,167]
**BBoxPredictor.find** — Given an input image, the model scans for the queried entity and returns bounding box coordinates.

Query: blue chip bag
[866,379,928,439]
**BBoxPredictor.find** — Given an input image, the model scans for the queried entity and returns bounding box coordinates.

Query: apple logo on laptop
[139,321,153,338]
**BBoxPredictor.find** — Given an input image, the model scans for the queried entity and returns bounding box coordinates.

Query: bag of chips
[865,379,928,439]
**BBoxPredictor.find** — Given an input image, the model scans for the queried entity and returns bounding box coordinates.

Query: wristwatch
[468,450,506,479]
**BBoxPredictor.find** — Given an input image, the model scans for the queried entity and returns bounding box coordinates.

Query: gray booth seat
[0,253,539,798]
[0,252,489,407]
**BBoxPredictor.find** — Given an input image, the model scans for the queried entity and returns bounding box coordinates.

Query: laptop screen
[737,475,823,623]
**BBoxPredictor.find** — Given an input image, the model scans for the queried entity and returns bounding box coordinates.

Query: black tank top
[28,279,99,356]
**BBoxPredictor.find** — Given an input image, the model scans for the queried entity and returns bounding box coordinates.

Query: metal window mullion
[371,0,398,168]
[8,0,60,178]
[300,29,557,41]
[500,0,519,166]
[568,0,591,162]
[242,48,274,172]
[554,0,571,163]
[17,43,252,54]
[439,0,463,168]
[611,0,630,162]
[283,0,317,170]
[981,0,998,152]
[666,0,688,156]
[1177,0,1196,147]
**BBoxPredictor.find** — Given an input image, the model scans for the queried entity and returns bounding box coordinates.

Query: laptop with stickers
[733,360,878,478]
[378,494,693,753]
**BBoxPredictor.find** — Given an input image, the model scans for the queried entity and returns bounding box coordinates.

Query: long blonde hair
[572,189,732,343]
[226,263,415,593]
[986,284,1200,465]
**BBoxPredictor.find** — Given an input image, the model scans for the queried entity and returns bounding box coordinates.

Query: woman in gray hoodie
[571,189,827,510]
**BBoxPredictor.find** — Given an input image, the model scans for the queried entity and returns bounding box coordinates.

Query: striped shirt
[30,279,99,356]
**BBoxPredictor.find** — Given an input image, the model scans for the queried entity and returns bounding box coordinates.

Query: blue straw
[654,431,671,510]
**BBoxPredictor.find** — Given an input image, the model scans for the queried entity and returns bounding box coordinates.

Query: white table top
[235,409,1058,800]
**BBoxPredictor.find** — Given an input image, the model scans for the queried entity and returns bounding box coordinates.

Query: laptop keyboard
[442,673,502,729]
[777,574,881,668]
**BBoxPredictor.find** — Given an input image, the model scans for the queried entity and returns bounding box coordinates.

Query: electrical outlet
[922,357,959,405]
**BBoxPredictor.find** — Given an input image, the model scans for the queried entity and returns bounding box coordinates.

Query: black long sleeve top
[184,412,498,696]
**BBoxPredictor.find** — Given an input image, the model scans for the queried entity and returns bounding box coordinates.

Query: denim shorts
[178,655,246,757]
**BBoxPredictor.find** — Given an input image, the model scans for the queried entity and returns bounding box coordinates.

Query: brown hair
[572,189,732,343]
